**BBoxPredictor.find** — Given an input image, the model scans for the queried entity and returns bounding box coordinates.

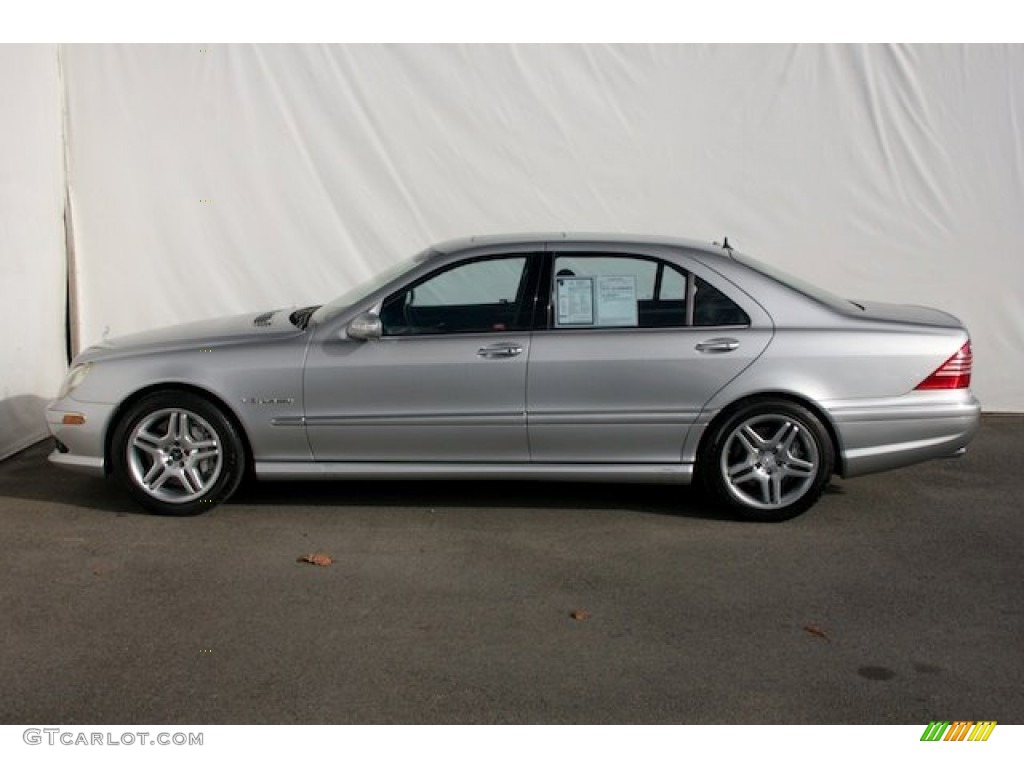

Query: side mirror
[345,311,383,341]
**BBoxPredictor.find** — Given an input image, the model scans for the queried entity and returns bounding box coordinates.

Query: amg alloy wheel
[702,399,833,522]
[112,392,245,515]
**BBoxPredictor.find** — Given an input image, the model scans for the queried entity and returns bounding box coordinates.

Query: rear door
[526,247,772,463]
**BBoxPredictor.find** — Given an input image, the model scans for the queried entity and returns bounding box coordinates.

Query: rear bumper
[826,392,981,478]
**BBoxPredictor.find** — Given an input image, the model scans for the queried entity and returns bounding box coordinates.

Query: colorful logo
[920,721,997,742]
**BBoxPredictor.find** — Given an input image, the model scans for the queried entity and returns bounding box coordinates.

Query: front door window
[380,256,530,336]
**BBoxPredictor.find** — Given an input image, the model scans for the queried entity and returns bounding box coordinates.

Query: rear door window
[551,254,689,329]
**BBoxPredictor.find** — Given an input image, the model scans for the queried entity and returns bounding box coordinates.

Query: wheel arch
[696,391,844,477]
[103,383,254,478]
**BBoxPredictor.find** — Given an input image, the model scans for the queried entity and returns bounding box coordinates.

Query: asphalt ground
[0,415,1020,724]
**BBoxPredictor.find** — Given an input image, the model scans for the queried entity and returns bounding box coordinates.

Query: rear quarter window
[693,276,750,326]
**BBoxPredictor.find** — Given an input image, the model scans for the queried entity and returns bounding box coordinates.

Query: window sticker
[595,275,638,327]
[556,277,595,326]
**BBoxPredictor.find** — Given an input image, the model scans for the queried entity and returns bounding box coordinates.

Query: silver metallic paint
[46,234,981,494]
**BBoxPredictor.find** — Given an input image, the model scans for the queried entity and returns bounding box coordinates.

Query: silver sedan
[46,234,980,521]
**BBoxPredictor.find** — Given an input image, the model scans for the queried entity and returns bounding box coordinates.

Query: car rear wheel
[111,392,245,515]
[701,399,833,522]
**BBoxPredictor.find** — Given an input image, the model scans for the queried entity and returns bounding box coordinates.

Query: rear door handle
[477,342,523,359]
[696,337,739,353]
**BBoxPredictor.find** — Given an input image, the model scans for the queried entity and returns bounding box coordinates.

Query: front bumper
[45,399,116,477]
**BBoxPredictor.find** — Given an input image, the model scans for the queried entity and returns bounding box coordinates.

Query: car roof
[431,232,730,258]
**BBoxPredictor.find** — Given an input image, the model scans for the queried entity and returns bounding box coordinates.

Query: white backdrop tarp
[3,44,1023,460]
[62,44,1024,410]
[0,45,67,460]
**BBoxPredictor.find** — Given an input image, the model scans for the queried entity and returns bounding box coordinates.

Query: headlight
[57,363,93,400]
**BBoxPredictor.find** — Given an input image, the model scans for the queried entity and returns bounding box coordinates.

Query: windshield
[731,252,862,312]
[311,248,436,324]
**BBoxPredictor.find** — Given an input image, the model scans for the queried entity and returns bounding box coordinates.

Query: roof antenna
[722,236,732,251]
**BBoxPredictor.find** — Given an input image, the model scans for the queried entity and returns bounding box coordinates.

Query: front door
[303,253,538,462]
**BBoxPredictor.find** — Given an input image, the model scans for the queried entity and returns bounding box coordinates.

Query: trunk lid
[853,301,964,329]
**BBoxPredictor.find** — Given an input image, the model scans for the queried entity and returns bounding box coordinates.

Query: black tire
[700,398,834,522]
[111,391,246,515]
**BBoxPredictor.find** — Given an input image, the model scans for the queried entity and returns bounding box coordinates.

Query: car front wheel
[111,392,245,515]
[701,399,834,522]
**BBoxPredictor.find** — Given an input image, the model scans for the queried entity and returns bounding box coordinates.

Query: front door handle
[477,342,523,359]
[696,337,740,353]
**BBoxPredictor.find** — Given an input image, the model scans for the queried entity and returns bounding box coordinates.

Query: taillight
[916,341,972,390]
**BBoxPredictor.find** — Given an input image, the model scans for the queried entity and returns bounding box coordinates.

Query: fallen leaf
[92,566,104,578]
[569,609,591,621]
[803,624,830,642]
[297,552,333,567]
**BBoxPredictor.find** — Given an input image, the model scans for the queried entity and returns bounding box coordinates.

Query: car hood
[854,301,965,329]
[76,308,303,363]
